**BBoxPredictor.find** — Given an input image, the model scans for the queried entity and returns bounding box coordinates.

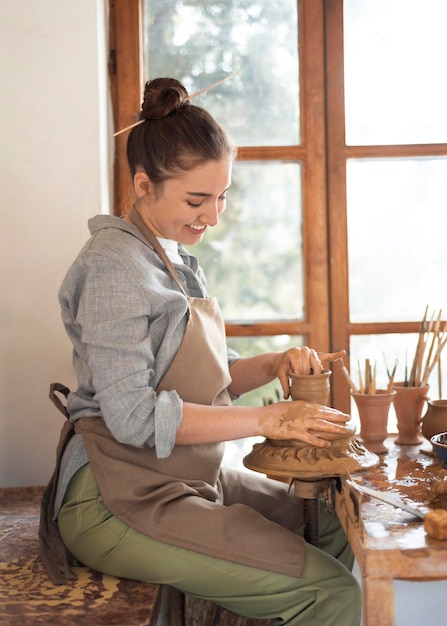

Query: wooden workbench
[334,436,447,626]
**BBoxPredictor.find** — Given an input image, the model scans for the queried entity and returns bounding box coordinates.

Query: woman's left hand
[273,347,346,399]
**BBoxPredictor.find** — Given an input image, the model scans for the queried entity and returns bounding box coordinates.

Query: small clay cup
[421,400,447,447]
[392,382,429,445]
[289,370,331,405]
[351,390,396,454]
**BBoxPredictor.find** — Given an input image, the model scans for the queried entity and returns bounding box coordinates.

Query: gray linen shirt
[54,215,239,515]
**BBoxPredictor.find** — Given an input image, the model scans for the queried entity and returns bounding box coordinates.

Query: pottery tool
[420,310,441,383]
[403,307,447,388]
[357,360,365,394]
[404,347,408,387]
[370,361,377,395]
[385,359,398,393]
[407,307,446,387]
[408,305,429,386]
[351,359,380,395]
[346,476,425,520]
[383,352,390,378]
[337,359,359,394]
[364,359,371,394]
[421,327,447,387]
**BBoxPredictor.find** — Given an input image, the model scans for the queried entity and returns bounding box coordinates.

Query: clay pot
[421,400,447,446]
[431,432,447,469]
[243,422,379,480]
[392,382,429,445]
[244,369,380,480]
[289,370,331,405]
[351,390,396,454]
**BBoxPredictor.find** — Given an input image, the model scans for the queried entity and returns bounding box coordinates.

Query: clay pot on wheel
[289,370,331,405]
[244,370,380,479]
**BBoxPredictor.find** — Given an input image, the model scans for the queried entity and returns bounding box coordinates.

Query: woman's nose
[202,202,221,227]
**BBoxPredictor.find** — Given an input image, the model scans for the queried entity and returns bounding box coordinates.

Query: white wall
[0,0,111,486]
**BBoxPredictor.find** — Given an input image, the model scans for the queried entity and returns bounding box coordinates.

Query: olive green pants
[58,464,361,625]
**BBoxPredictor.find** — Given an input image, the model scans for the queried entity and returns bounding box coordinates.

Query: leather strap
[128,206,187,296]
[48,382,70,419]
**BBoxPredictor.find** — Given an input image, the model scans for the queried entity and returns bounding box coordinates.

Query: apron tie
[39,383,78,584]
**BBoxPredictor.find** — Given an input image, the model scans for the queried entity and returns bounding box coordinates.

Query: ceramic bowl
[430,432,447,469]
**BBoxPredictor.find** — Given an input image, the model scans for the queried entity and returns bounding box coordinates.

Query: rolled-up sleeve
[153,390,184,457]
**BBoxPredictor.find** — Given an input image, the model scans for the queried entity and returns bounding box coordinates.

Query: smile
[187,224,207,233]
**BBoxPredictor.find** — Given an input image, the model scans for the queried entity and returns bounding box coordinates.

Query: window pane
[223,334,304,471]
[143,0,300,146]
[347,158,447,322]
[191,161,304,321]
[344,0,447,145]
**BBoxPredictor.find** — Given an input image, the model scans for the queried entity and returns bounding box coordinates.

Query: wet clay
[289,370,331,405]
[244,372,379,479]
[243,424,379,479]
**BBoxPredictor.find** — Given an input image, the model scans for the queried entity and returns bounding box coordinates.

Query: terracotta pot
[352,390,396,454]
[421,399,447,446]
[392,382,429,445]
[289,370,331,405]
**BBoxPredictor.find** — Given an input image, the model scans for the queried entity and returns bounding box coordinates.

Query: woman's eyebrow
[186,186,231,198]
[186,191,212,198]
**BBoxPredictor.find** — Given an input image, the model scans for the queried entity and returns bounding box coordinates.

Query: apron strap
[128,205,187,296]
[49,382,71,419]
[39,383,77,584]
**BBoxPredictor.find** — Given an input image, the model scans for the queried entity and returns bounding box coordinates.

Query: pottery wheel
[243,422,379,480]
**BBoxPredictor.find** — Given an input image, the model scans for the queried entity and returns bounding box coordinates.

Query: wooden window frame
[109,0,447,414]
[109,0,143,215]
[108,0,331,378]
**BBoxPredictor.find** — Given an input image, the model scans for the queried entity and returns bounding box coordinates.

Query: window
[326,0,447,417]
[110,0,447,428]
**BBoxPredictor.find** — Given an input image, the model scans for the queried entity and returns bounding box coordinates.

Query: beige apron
[40,208,305,584]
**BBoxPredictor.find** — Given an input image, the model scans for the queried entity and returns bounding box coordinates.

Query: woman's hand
[256,400,351,448]
[271,347,347,399]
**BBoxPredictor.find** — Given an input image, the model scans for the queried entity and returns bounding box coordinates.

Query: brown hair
[126,78,235,188]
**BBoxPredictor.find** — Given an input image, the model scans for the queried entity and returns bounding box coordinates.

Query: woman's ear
[134,171,152,199]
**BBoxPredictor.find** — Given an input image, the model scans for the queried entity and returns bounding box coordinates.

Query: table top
[338,435,447,554]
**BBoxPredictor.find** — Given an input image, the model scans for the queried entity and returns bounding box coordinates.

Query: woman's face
[136,157,232,245]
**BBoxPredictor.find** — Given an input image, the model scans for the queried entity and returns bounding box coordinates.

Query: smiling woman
[129,159,232,245]
[39,74,360,625]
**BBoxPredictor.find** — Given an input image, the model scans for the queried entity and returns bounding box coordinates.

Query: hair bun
[140,78,189,121]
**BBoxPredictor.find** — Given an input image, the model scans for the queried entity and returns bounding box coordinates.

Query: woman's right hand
[256,400,352,448]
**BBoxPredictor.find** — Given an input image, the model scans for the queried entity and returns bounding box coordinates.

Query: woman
[40,78,361,625]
